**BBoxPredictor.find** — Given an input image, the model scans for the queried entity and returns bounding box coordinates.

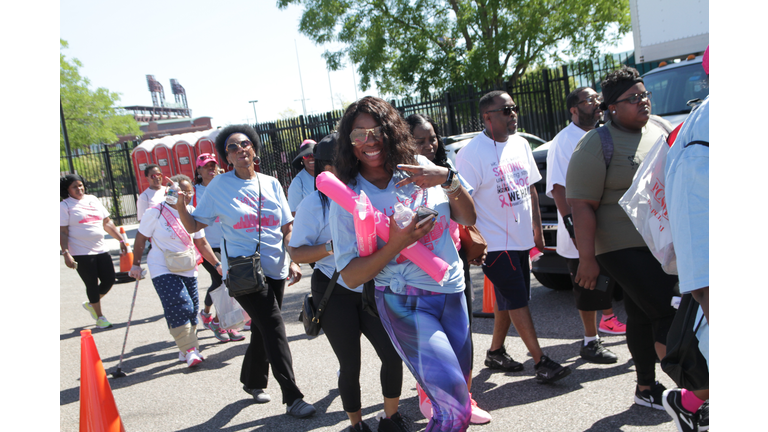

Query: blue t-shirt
[194,183,223,248]
[289,190,358,292]
[191,171,293,280]
[287,169,315,212]
[329,156,471,294]
[666,97,709,294]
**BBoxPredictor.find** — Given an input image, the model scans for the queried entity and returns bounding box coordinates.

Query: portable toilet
[172,132,201,181]
[131,139,156,193]
[151,136,177,179]
[195,130,218,162]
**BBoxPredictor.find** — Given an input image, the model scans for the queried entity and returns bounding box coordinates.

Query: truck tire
[532,272,572,291]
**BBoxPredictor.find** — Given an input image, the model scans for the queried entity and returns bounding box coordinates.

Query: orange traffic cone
[80,329,126,432]
[118,227,133,273]
[482,275,496,314]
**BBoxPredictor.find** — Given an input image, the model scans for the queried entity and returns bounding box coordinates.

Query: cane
[112,268,145,378]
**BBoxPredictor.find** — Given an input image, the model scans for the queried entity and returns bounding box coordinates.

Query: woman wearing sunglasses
[330,97,477,431]
[193,153,246,344]
[566,66,678,410]
[175,124,316,419]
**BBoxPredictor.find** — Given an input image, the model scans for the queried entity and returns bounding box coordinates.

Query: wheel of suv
[532,272,572,291]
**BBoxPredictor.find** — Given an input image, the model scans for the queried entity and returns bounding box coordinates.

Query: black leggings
[235,275,303,405]
[201,247,222,307]
[74,252,115,304]
[597,247,678,386]
[311,270,403,413]
[458,247,474,370]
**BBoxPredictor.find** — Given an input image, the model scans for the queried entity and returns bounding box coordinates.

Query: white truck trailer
[629,0,709,63]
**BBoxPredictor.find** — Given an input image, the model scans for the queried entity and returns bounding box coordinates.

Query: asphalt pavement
[60,228,682,431]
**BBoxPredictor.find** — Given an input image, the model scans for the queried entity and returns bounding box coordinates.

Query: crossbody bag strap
[313,270,340,323]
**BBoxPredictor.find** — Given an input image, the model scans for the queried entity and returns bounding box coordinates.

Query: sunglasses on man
[486,104,519,116]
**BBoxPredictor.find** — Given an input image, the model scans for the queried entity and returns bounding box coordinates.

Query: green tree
[60,39,141,152]
[277,0,630,97]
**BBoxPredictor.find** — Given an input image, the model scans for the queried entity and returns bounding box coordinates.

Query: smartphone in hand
[415,206,438,222]
[595,274,610,291]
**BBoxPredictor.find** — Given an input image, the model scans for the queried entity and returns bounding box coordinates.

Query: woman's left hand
[395,164,449,189]
[119,242,128,254]
[287,261,302,286]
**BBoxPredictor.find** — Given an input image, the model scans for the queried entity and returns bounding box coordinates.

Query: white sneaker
[185,348,203,367]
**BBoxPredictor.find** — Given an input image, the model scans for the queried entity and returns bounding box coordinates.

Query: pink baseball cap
[196,153,218,167]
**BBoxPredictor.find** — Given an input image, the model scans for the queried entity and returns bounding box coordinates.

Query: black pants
[597,247,678,386]
[234,276,303,405]
[74,252,115,304]
[311,270,403,413]
[200,247,222,307]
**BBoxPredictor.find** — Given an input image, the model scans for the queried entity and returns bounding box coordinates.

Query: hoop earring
[253,156,261,166]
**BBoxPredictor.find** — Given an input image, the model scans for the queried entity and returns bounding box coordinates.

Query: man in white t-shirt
[287,139,317,216]
[455,90,571,383]
[546,87,626,365]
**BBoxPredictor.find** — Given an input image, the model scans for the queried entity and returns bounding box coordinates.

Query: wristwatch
[215,262,222,268]
[441,168,457,188]
[325,240,334,254]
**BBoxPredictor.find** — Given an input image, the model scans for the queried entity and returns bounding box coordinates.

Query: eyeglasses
[226,140,253,153]
[614,91,652,105]
[578,95,603,105]
[350,126,383,146]
[180,191,194,198]
[485,104,519,116]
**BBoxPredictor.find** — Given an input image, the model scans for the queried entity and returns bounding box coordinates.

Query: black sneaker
[534,355,571,383]
[697,400,709,431]
[378,412,410,432]
[634,381,666,411]
[580,339,618,364]
[484,346,524,372]
[348,420,373,432]
[662,389,698,432]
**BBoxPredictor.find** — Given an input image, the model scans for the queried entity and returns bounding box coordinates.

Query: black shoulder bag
[223,175,267,297]
[661,293,709,391]
[299,270,339,337]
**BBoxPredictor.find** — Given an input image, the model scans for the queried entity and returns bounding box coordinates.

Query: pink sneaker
[185,347,203,368]
[416,383,432,420]
[242,320,251,331]
[469,394,492,424]
[228,328,246,341]
[599,315,627,335]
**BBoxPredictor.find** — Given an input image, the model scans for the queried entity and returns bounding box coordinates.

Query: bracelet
[446,185,462,200]
[215,262,221,268]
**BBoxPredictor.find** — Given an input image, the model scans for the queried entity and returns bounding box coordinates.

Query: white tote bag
[209,284,249,330]
[618,134,677,275]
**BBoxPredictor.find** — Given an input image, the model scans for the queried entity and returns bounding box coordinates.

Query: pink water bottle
[530,247,543,262]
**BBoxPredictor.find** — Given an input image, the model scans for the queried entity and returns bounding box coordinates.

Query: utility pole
[295,40,308,117]
[249,100,259,124]
[327,68,334,111]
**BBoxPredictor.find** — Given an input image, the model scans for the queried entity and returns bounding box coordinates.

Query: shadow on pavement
[583,405,671,430]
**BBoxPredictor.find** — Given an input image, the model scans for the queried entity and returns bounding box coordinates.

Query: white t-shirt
[60,195,111,256]
[137,187,166,221]
[138,203,204,279]
[287,169,315,212]
[545,122,589,259]
[455,132,542,252]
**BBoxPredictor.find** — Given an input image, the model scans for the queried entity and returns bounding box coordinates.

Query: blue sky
[59,0,633,128]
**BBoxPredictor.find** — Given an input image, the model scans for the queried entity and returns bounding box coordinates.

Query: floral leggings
[375,285,471,432]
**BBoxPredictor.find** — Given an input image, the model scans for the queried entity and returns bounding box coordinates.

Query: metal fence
[60,53,658,213]
[60,142,140,226]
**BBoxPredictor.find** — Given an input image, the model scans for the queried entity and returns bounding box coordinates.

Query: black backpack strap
[684,140,709,148]
[596,126,614,168]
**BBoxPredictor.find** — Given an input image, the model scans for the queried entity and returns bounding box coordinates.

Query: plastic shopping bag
[618,135,677,275]
[209,284,249,330]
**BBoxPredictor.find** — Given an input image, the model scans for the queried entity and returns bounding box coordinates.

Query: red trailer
[131,140,156,193]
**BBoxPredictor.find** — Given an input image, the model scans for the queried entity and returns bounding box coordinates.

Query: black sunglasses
[614,91,652,105]
[486,105,519,116]
[226,140,253,153]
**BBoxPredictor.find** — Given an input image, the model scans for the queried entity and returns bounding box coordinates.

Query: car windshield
[643,63,709,116]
